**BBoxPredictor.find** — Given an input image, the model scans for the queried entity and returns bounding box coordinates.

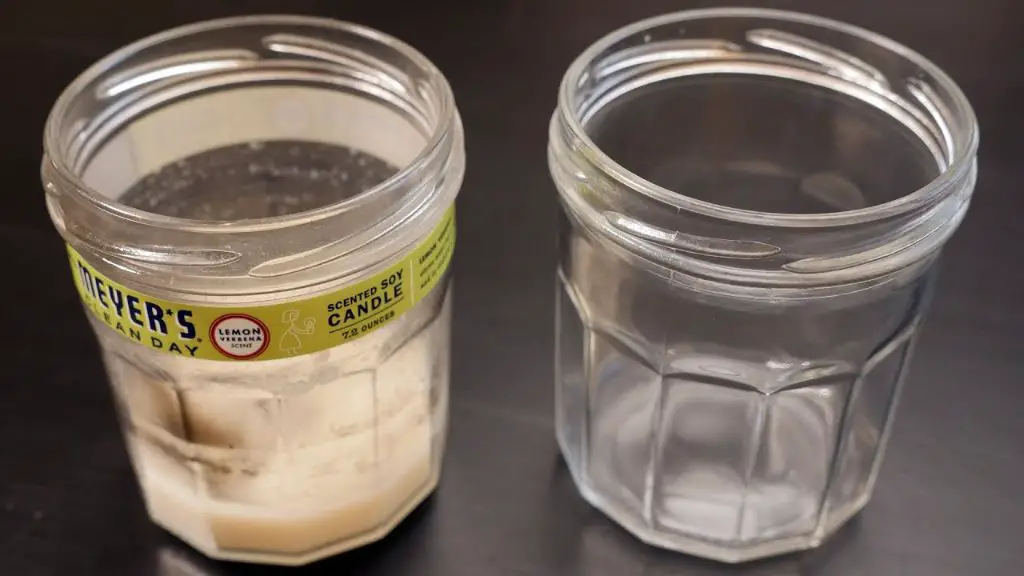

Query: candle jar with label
[42,15,463,566]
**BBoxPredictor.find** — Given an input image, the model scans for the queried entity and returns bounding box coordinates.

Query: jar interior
[82,85,426,220]
[586,74,942,214]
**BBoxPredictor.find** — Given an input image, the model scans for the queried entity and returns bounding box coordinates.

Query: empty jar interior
[587,74,941,213]
[566,12,974,222]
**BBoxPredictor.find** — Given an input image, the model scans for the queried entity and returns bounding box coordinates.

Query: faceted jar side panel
[555,275,587,477]
[817,317,921,537]
[555,216,937,562]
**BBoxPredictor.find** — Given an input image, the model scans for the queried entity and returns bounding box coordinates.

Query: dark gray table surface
[2,1,1021,574]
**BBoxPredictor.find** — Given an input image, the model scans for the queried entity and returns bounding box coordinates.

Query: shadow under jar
[548,8,977,563]
[42,16,463,566]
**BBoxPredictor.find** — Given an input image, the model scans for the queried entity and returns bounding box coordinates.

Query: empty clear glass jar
[43,16,463,565]
[549,8,977,562]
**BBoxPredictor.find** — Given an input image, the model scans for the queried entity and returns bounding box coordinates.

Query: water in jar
[118,141,396,218]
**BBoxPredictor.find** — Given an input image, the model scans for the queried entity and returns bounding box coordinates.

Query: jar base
[143,465,441,566]
[563,449,868,564]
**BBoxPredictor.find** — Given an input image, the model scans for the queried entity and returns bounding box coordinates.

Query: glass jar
[549,8,977,563]
[42,16,463,566]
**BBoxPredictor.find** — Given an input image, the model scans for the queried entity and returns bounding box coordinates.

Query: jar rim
[43,14,457,234]
[557,7,979,228]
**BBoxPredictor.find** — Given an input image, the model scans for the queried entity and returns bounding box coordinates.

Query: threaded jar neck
[549,8,978,293]
[43,15,464,300]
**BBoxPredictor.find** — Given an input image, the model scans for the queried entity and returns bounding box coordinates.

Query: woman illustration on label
[280,310,315,355]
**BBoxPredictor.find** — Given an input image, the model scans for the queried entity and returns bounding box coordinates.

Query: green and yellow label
[67,208,455,361]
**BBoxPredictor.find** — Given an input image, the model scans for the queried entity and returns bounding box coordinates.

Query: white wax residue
[102,289,450,565]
